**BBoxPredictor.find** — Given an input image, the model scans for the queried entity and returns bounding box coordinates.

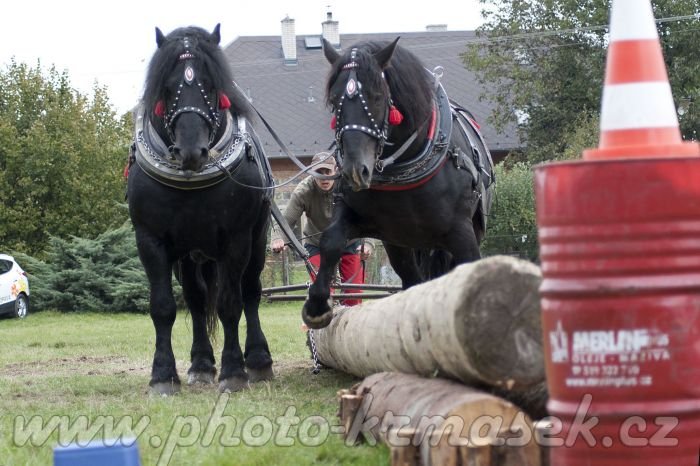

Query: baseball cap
[311,152,336,171]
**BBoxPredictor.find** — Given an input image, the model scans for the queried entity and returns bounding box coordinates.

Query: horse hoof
[187,371,216,385]
[248,366,274,383]
[150,382,181,396]
[302,305,333,329]
[218,376,250,393]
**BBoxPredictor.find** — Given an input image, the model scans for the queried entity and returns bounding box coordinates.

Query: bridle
[332,48,418,173]
[332,48,392,171]
[155,37,228,147]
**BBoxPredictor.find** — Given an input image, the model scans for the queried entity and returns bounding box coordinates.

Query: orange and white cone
[583,0,699,160]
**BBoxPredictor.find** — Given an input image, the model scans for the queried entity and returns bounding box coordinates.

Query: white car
[0,254,30,318]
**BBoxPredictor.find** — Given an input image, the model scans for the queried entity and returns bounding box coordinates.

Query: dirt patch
[1,355,149,379]
[272,359,311,375]
[2,356,313,381]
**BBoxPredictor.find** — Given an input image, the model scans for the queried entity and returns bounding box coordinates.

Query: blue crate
[54,438,141,466]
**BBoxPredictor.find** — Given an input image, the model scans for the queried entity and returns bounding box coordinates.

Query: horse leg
[445,218,482,265]
[179,258,217,385]
[302,204,351,329]
[383,242,425,290]
[217,238,250,393]
[136,230,180,395]
[242,214,273,382]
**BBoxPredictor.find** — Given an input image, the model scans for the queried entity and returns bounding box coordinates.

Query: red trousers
[308,253,364,306]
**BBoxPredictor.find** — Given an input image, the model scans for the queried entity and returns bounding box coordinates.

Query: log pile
[310,256,549,465]
[337,372,542,466]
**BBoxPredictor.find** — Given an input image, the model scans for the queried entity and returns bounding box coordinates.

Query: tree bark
[314,255,544,391]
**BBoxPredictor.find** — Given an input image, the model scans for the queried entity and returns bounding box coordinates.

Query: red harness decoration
[218,92,231,110]
[388,105,403,125]
[154,100,165,118]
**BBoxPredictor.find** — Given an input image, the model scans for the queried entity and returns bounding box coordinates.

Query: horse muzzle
[171,145,210,172]
[343,163,373,191]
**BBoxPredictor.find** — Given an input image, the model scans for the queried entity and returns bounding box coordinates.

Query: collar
[133,107,247,190]
[369,82,453,191]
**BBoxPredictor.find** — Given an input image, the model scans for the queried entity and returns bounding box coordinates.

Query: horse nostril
[201,148,209,160]
[362,165,370,179]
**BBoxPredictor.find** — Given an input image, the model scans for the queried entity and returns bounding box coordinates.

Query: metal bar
[262,284,309,294]
[334,283,402,292]
[262,283,402,295]
[265,292,392,302]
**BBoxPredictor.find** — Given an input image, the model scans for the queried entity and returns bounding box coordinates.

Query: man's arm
[270,190,305,252]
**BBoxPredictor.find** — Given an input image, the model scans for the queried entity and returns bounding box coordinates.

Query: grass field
[0,304,389,466]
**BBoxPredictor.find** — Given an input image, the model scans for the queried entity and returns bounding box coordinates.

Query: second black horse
[302,38,494,329]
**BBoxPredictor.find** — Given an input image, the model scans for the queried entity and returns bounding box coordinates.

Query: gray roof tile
[223,31,519,160]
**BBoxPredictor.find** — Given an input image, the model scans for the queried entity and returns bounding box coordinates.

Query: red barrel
[536,157,700,465]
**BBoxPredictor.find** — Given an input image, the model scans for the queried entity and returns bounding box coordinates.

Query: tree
[464,0,700,162]
[0,60,132,256]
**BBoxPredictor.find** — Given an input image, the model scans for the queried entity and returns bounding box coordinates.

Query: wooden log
[491,381,549,421]
[390,428,420,466]
[315,255,544,391]
[534,420,552,466]
[340,372,541,466]
[340,394,365,445]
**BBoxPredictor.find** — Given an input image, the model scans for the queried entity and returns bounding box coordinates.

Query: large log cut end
[454,256,544,389]
[338,373,541,466]
[314,255,544,392]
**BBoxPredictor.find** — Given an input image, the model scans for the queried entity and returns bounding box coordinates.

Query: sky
[0,0,484,115]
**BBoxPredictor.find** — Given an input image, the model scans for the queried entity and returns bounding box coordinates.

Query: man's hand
[271,238,287,253]
[358,242,373,260]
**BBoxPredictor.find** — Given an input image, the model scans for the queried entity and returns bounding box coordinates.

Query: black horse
[128,25,274,394]
[302,39,494,329]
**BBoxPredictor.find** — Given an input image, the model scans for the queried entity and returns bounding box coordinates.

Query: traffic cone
[583,0,699,160]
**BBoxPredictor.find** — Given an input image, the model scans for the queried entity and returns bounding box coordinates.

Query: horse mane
[142,26,251,121]
[325,41,434,132]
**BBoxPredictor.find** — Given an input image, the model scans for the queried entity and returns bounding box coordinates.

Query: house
[222,13,519,199]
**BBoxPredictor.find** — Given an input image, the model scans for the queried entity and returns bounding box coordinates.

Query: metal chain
[308,329,322,374]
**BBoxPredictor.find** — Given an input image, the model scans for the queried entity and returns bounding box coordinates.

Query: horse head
[323,38,402,191]
[143,24,234,173]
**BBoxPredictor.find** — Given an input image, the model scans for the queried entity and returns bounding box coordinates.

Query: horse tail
[196,262,219,339]
[176,258,219,339]
[414,248,453,281]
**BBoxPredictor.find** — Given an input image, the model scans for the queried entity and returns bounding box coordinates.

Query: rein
[231,81,340,183]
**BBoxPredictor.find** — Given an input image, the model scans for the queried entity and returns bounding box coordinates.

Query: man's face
[314,167,336,192]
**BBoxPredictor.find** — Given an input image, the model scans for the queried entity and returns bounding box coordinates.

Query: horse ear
[211,24,221,44]
[322,38,340,65]
[374,37,400,69]
[155,27,166,48]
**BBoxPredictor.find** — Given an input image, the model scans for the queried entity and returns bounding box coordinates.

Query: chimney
[322,11,340,47]
[425,24,448,32]
[281,15,297,65]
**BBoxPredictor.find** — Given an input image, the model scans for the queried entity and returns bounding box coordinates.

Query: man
[271,152,373,305]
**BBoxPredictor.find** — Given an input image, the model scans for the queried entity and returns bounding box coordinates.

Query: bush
[13,221,153,313]
[480,113,601,261]
[481,161,539,261]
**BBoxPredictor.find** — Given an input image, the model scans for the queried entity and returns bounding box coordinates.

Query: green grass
[0,305,389,466]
